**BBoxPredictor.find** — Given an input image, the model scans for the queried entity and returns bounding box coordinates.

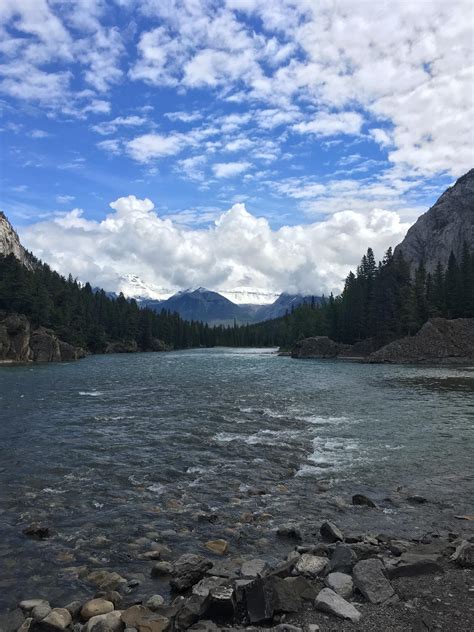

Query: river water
[0,348,473,610]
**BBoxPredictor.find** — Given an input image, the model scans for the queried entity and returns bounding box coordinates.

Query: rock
[204,559,239,579]
[273,626,303,632]
[328,543,357,573]
[144,597,165,612]
[192,577,226,598]
[41,609,72,630]
[31,605,52,622]
[170,554,213,592]
[241,559,268,578]
[243,579,272,623]
[293,554,328,578]
[352,494,376,508]
[291,337,350,359]
[451,540,474,567]
[314,588,361,623]
[19,602,49,614]
[320,521,343,543]
[276,524,302,541]
[64,602,82,618]
[407,495,428,504]
[87,571,127,592]
[283,577,318,602]
[81,600,114,621]
[325,572,354,599]
[175,595,207,630]
[205,584,236,620]
[18,618,32,632]
[151,562,172,577]
[84,612,123,632]
[204,540,228,555]
[387,552,443,578]
[187,622,220,632]
[100,594,122,609]
[267,576,302,613]
[352,559,395,604]
[23,525,50,539]
[0,609,25,632]
[121,606,169,632]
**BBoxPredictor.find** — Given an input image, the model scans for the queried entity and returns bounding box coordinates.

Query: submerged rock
[204,540,228,556]
[352,494,376,508]
[451,540,474,568]
[320,521,344,543]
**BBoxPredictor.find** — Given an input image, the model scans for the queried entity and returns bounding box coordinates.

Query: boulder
[192,577,226,599]
[19,601,49,614]
[31,605,52,622]
[205,584,236,621]
[41,609,72,630]
[314,588,361,622]
[86,571,127,592]
[352,559,395,604]
[151,562,172,577]
[328,543,357,574]
[30,327,62,362]
[81,600,114,621]
[386,552,443,578]
[293,554,328,578]
[352,494,376,508]
[451,540,474,567]
[0,313,31,362]
[324,572,354,599]
[121,606,169,632]
[283,577,318,602]
[174,595,208,631]
[204,540,228,555]
[170,554,213,592]
[244,575,300,623]
[84,612,123,632]
[320,521,343,543]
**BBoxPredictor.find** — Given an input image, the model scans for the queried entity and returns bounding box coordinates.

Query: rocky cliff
[394,169,474,274]
[368,318,474,364]
[0,212,36,270]
[0,313,87,363]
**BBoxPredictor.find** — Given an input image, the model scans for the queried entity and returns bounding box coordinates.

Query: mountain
[0,211,35,270]
[255,293,321,321]
[394,168,474,273]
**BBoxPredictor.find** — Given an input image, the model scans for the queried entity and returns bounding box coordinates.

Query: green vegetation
[1,244,473,354]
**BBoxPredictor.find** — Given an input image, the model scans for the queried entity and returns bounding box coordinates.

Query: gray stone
[86,571,127,592]
[283,577,318,602]
[276,524,302,541]
[352,559,395,604]
[192,577,226,599]
[241,559,268,578]
[328,543,357,573]
[85,612,123,632]
[144,596,165,612]
[18,618,32,632]
[81,600,114,621]
[19,602,48,614]
[170,554,213,592]
[387,552,443,579]
[150,562,172,577]
[175,595,207,631]
[451,540,474,568]
[293,554,328,578]
[320,521,343,543]
[314,588,361,623]
[31,606,52,622]
[64,602,82,618]
[324,572,353,599]
[352,494,376,508]
[41,609,72,630]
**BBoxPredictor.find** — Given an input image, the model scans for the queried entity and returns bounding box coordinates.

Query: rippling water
[0,348,473,609]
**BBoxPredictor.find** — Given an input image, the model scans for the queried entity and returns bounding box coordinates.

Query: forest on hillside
[1,244,473,353]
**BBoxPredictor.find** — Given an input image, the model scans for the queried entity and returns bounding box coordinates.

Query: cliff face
[0,313,87,363]
[394,169,474,274]
[368,318,474,364]
[0,212,35,270]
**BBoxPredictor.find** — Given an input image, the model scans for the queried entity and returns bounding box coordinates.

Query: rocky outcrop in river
[0,313,87,363]
[291,337,351,359]
[369,317,474,364]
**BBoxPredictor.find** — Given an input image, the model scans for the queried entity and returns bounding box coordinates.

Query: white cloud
[30,129,50,138]
[21,195,411,297]
[213,161,251,178]
[56,194,75,204]
[91,116,147,135]
[293,112,364,137]
[126,133,185,162]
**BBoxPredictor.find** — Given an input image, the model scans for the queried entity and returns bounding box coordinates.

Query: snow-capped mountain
[116,274,172,301]
[218,287,280,305]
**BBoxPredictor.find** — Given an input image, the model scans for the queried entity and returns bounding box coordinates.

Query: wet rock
[387,552,443,578]
[314,588,361,623]
[241,559,268,578]
[0,609,25,632]
[205,584,236,621]
[31,605,52,622]
[170,554,213,592]
[204,540,228,556]
[192,577,226,599]
[150,562,172,577]
[352,494,376,508]
[144,596,165,612]
[41,609,72,630]
[23,525,50,539]
[205,559,239,579]
[81,600,114,621]
[86,571,127,592]
[320,521,343,543]
[451,540,474,567]
[328,543,357,573]
[18,618,32,632]
[352,559,395,604]
[293,554,328,578]
[121,606,170,632]
[283,577,318,602]
[64,602,82,618]
[324,572,353,599]
[276,525,302,541]
[19,602,48,614]
[85,611,123,632]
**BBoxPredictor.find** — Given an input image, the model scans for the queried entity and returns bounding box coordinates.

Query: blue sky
[0,1,472,299]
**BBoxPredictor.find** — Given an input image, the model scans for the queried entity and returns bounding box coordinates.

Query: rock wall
[368,318,474,364]
[0,313,87,363]
[0,212,35,270]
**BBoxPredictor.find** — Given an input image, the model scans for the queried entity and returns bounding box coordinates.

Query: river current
[0,348,473,609]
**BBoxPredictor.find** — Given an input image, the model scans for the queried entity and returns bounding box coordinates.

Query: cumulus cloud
[213,161,251,177]
[126,133,185,162]
[21,195,410,298]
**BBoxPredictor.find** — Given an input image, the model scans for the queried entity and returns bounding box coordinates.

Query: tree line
[1,243,473,354]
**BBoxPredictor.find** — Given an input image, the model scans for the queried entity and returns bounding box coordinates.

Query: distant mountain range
[142,287,320,325]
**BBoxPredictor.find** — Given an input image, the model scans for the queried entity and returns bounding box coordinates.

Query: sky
[1,0,473,300]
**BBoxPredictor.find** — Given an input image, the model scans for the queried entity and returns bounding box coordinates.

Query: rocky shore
[3,512,473,632]
[290,318,474,365]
